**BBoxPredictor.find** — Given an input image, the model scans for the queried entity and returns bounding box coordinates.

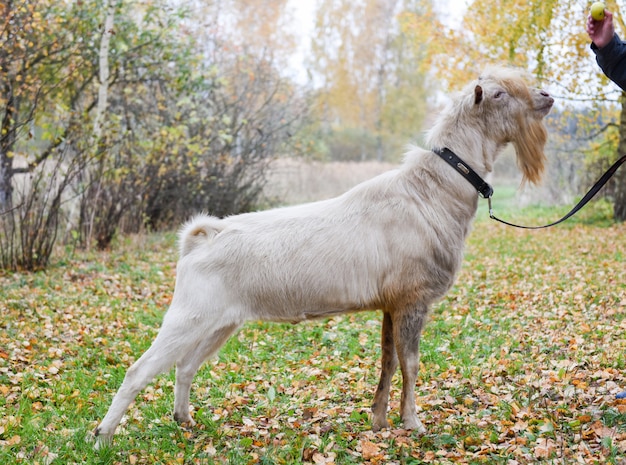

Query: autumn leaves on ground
[1,210,626,464]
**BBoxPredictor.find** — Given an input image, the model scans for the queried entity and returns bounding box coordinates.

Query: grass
[1,198,625,464]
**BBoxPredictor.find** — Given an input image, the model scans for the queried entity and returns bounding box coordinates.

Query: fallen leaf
[534,438,557,459]
[360,440,382,460]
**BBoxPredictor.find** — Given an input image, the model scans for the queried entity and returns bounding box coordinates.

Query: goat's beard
[513,114,548,185]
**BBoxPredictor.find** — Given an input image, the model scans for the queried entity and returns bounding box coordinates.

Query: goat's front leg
[393,306,427,434]
[371,311,397,431]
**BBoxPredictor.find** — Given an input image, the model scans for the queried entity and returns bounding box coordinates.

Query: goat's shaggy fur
[94,67,553,446]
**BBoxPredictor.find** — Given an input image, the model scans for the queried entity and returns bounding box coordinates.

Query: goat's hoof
[175,417,196,429]
[371,417,390,432]
[93,429,113,450]
[173,412,196,427]
[179,420,196,431]
[402,419,426,434]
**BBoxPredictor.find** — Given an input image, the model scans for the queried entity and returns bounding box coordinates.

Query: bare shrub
[0,146,84,270]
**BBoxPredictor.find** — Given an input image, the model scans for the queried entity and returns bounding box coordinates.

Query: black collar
[432,148,493,199]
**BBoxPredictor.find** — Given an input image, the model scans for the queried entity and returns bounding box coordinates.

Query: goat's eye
[494,90,506,99]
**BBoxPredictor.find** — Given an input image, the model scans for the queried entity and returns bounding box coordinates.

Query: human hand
[587,9,615,49]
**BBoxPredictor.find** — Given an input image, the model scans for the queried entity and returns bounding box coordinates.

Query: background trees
[309,0,431,162]
[0,0,308,268]
[1,0,624,270]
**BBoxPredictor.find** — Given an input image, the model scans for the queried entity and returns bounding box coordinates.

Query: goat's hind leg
[394,305,427,434]
[371,311,398,431]
[173,323,240,425]
[95,320,201,448]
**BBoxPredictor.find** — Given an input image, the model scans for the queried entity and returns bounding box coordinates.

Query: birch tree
[76,0,309,244]
[81,0,115,249]
[93,0,115,143]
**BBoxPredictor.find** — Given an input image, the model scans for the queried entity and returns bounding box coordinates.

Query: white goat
[94,67,553,446]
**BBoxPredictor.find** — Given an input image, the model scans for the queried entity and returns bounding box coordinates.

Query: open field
[1,190,625,464]
[262,158,398,206]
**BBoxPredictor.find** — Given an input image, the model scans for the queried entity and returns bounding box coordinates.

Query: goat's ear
[474,85,483,105]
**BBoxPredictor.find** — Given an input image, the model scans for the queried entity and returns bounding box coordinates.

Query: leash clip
[488,196,495,219]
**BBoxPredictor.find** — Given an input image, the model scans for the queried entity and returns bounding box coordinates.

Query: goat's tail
[179,214,224,257]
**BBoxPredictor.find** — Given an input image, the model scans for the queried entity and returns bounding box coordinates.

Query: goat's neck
[430,135,501,179]
[427,114,507,178]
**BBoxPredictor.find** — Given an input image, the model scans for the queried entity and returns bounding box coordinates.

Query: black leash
[489,154,626,229]
[433,148,626,229]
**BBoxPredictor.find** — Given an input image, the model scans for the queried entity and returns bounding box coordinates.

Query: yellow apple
[591,2,606,21]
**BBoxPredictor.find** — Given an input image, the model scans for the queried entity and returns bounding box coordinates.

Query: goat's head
[472,67,554,185]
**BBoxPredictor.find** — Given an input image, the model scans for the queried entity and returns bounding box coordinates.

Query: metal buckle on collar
[479,183,494,199]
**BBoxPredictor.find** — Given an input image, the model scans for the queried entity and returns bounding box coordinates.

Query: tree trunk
[83,0,115,248]
[615,92,626,222]
[0,0,15,214]
[0,90,15,214]
[0,156,13,213]
[93,0,115,142]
